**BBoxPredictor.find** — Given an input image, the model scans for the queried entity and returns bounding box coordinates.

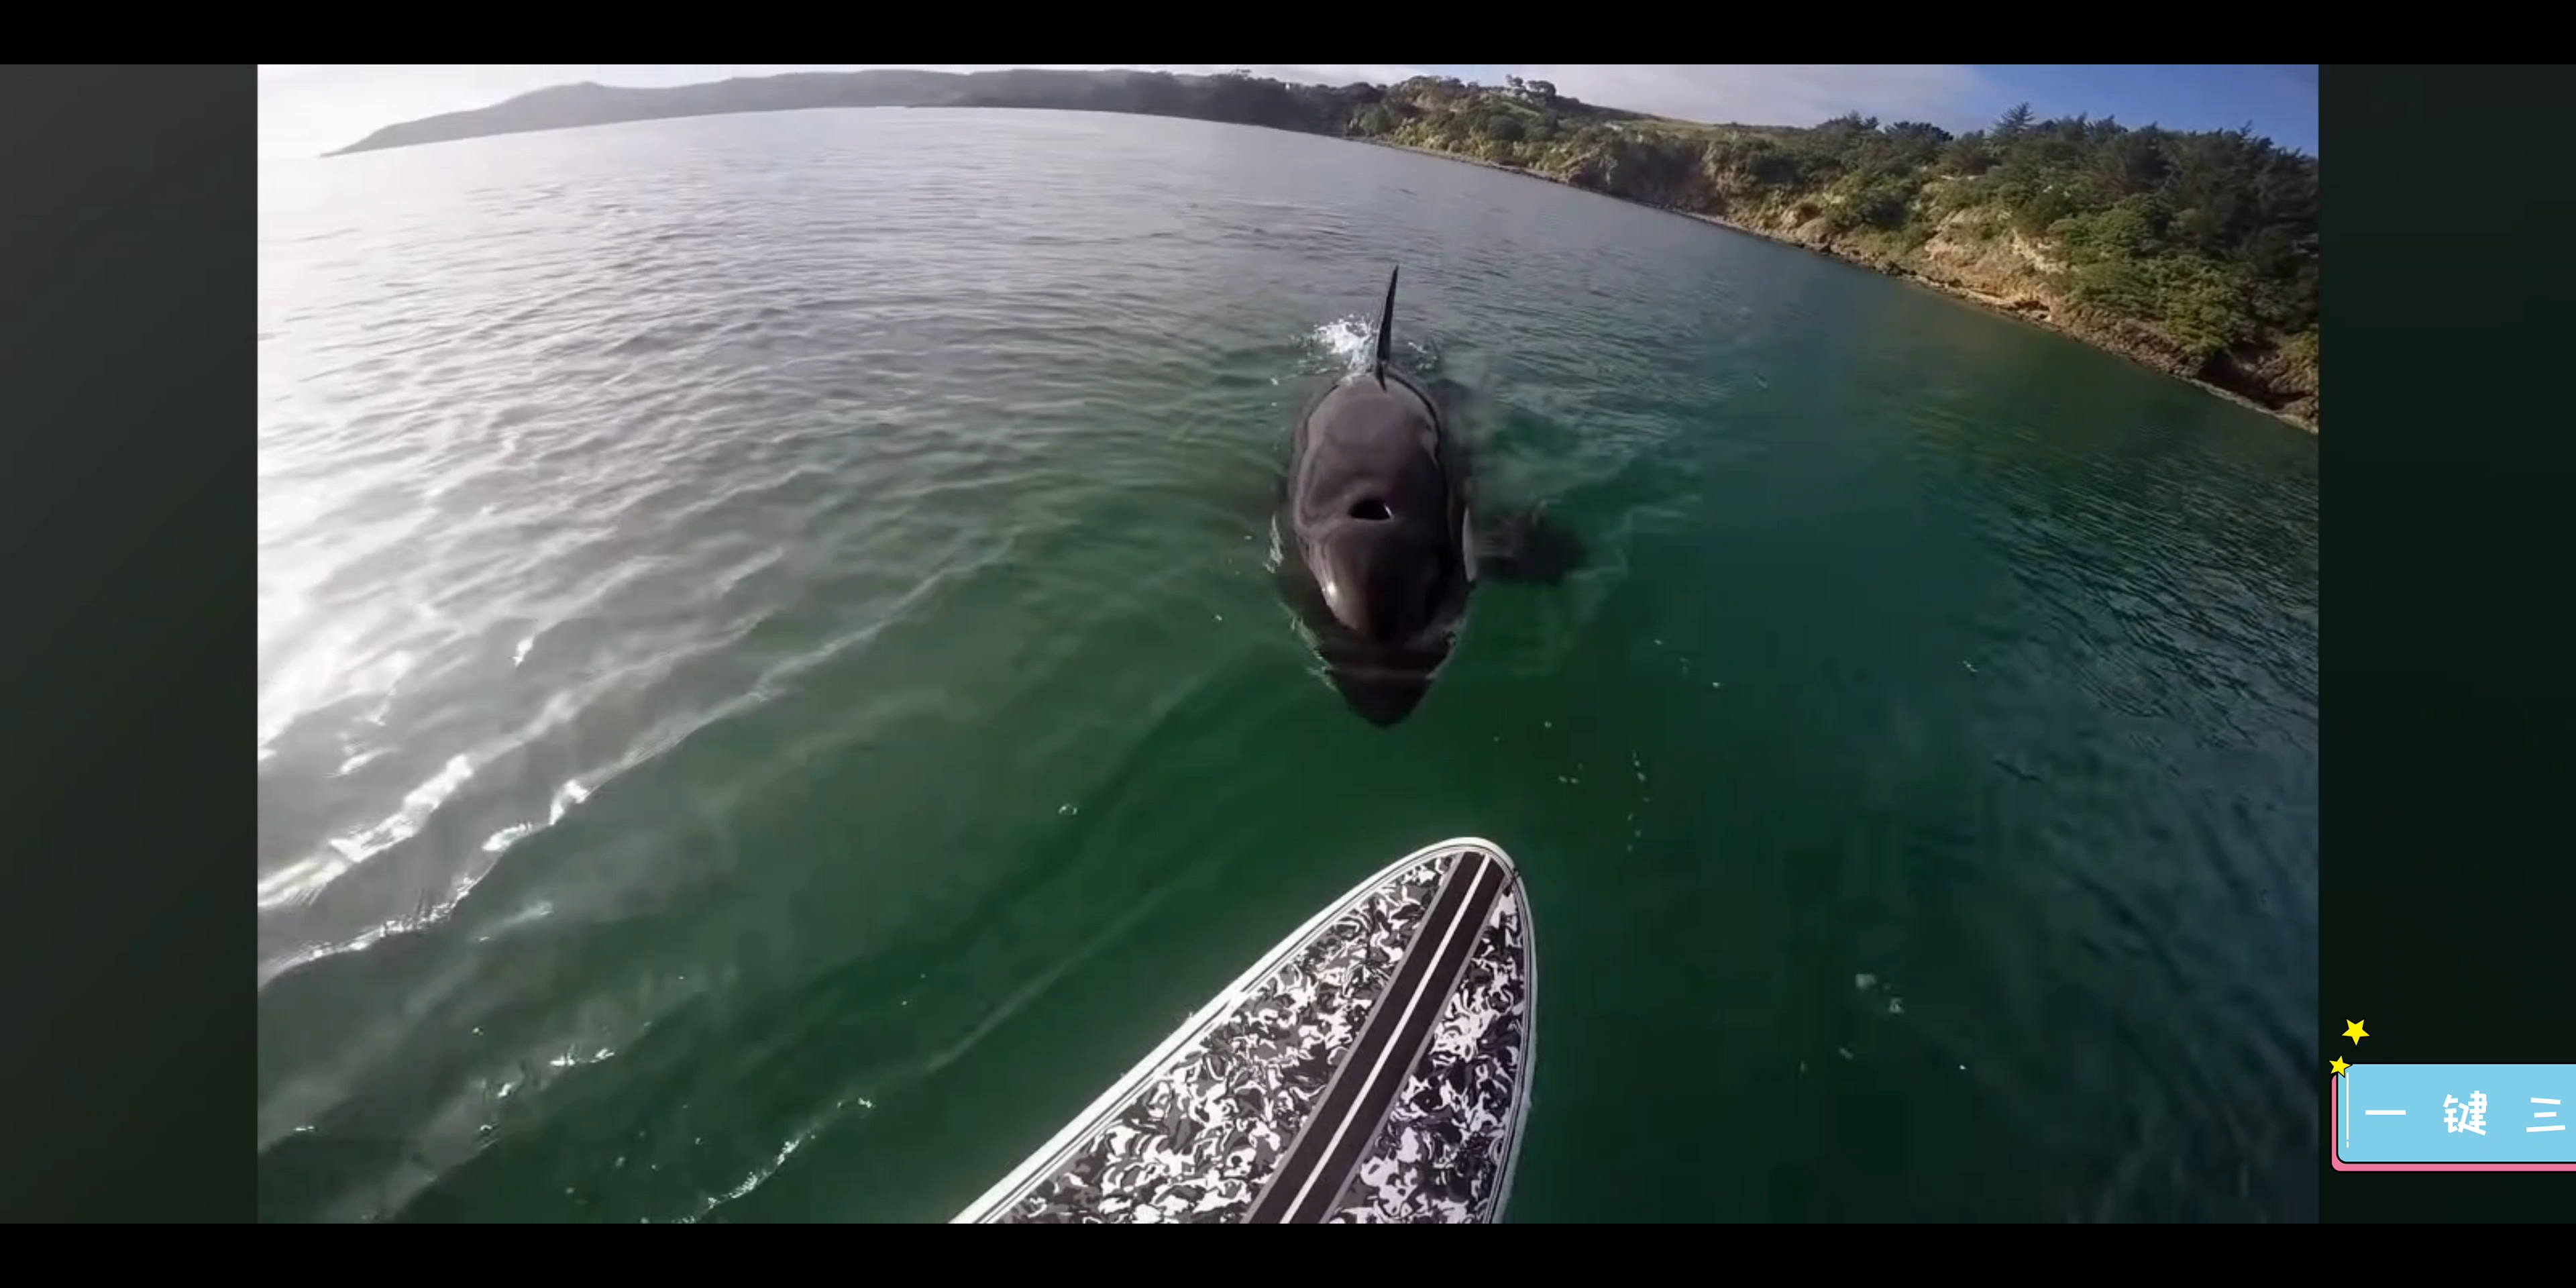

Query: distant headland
[330,68,2318,431]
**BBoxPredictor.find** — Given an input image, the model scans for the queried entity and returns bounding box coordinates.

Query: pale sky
[257,64,2317,162]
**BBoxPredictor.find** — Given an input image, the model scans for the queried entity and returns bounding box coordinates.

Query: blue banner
[2339,1065,2576,1164]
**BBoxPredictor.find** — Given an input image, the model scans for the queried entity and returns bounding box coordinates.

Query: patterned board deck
[955,838,1535,1224]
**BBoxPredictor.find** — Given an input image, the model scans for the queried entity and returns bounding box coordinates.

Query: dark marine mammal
[1276,268,1580,727]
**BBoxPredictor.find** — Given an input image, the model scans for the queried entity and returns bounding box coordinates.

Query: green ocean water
[256,107,2318,1222]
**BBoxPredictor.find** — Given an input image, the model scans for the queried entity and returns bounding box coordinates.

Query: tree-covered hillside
[338,68,2318,427]
[1332,76,2317,427]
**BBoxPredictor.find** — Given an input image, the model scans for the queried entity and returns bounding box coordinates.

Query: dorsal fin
[1373,266,1399,388]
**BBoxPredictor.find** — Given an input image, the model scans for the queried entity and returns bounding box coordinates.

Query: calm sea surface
[257,108,2318,1222]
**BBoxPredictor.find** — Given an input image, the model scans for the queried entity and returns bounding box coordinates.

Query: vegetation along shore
[335,69,2319,431]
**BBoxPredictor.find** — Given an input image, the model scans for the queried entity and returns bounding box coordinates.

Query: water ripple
[258,109,2315,1224]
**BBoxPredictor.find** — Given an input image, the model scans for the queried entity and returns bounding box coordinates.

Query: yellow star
[2330,1057,2349,1076]
[2343,1020,2369,1044]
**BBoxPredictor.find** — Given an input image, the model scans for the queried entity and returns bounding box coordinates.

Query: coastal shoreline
[321,69,2311,434]
[1356,138,2318,437]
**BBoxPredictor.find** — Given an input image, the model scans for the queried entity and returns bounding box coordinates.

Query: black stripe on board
[1293,854,1507,1223]
[1245,849,1507,1224]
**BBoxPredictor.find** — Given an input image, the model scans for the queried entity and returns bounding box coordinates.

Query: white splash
[547,1046,617,1071]
[1311,316,1376,372]
[454,777,588,869]
[258,753,475,909]
[482,822,536,854]
[708,1132,807,1209]
[547,778,590,824]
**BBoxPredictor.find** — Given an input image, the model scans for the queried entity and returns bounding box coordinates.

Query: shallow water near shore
[258,107,2318,1222]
